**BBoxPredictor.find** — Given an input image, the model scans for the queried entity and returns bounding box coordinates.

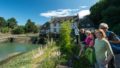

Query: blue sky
[0,0,98,25]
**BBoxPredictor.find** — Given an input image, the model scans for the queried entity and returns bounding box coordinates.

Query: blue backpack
[106,31,120,54]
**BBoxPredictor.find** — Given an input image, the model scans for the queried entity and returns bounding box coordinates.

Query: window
[54,23,56,27]
[54,28,56,32]
[87,24,90,27]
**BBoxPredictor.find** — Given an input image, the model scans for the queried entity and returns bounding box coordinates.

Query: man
[79,28,86,42]
[99,23,120,68]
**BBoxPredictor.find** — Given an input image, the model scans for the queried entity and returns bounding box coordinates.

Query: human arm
[104,40,114,64]
[109,32,120,44]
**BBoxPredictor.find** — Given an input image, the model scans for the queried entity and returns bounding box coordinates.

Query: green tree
[90,0,120,32]
[112,24,120,35]
[25,19,38,33]
[7,18,17,29]
[12,26,25,34]
[90,0,108,26]
[59,20,73,59]
[0,17,6,27]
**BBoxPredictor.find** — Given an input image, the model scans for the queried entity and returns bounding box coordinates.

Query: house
[49,16,78,34]
[40,15,95,38]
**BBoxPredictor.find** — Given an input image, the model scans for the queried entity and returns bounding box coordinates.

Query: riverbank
[0,41,60,68]
[0,33,39,43]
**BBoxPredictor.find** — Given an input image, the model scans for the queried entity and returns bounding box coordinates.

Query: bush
[1,27,9,33]
[59,21,72,58]
[12,26,25,34]
[112,24,120,35]
[25,19,39,33]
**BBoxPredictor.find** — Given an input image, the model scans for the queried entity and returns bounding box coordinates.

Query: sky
[0,0,98,25]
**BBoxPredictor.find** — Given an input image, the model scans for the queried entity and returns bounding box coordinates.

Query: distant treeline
[0,17,39,34]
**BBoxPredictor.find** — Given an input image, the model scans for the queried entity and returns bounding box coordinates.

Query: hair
[85,30,91,35]
[80,28,85,31]
[95,29,106,38]
[99,23,109,29]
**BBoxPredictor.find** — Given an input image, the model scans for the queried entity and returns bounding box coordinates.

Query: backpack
[106,31,120,54]
[84,47,96,65]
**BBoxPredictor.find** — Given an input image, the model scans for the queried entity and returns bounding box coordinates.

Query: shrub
[12,26,25,34]
[59,21,73,60]
[1,27,9,33]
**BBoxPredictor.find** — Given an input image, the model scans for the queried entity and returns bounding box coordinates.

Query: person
[99,23,120,68]
[94,29,114,68]
[84,30,94,48]
[79,28,86,42]
[71,22,79,44]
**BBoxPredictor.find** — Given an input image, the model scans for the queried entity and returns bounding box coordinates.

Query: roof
[50,15,78,23]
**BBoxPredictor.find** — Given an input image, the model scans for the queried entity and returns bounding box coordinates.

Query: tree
[25,19,38,33]
[90,0,120,32]
[0,17,6,27]
[7,18,17,29]
[90,0,108,26]
[59,20,73,60]
[12,26,25,34]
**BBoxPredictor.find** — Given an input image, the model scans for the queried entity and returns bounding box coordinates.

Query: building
[40,15,95,35]
[49,16,78,34]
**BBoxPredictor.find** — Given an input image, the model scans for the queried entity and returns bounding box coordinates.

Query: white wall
[50,23,60,33]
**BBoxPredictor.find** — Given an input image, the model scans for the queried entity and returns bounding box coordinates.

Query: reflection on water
[0,42,39,61]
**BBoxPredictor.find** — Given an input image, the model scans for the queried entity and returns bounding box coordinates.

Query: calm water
[0,42,39,61]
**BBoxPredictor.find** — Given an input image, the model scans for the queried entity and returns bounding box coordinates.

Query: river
[0,42,39,61]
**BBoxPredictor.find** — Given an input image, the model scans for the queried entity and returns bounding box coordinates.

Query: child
[94,29,114,68]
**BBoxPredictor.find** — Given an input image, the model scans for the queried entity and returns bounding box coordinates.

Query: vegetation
[12,26,25,34]
[0,17,39,34]
[59,21,73,60]
[25,19,39,33]
[1,27,9,33]
[0,41,60,68]
[7,18,17,29]
[0,17,6,28]
[90,0,120,34]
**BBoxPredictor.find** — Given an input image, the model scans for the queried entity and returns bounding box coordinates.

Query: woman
[84,30,94,48]
[94,29,114,68]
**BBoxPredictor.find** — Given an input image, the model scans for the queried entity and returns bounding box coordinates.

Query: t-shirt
[85,35,94,47]
[79,32,86,41]
[94,38,114,61]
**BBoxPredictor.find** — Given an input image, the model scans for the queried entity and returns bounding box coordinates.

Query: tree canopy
[7,17,17,29]
[90,0,120,34]
[25,19,38,33]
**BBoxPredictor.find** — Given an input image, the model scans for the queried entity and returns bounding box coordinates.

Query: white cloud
[40,9,90,18]
[40,9,79,18]
[78,10,90,18]
[80,6,88,9]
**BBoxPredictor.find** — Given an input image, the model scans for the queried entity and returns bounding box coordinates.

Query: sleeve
[105,39,114,56]
[111,32,120,41]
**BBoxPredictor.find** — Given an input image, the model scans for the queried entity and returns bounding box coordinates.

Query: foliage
[25,19,39,33]
[90,0,120,31]
[7,18,17,29]
[0,17,6,27]
[12,26,25,34]
[1,27,9,33]
[38,57,59,68]
[0,41,59,68]
[59,21,73,59]
[112,24,120,35]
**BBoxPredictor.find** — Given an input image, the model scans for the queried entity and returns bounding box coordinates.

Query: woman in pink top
[84,30,94,47]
